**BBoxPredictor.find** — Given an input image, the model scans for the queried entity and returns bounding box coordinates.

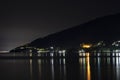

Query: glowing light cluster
[82,44,92,48]
[58,50,66,53]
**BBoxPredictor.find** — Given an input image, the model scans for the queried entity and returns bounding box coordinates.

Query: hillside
[29,13,120,48]
[10,13,120,52]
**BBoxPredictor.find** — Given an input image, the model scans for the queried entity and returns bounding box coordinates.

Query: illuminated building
[112,40,120,47]
[80,43,92,49]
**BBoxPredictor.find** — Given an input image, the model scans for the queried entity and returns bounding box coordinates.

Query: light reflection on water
[116,57,120,80]
[30,59,33,80]
[1,53,120,80]
[86,55,91,80]
[79,54,91,80]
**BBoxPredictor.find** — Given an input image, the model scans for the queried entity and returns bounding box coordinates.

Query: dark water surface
[0,55,120,80]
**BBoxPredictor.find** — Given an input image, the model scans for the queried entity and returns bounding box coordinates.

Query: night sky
[0,0,120,51]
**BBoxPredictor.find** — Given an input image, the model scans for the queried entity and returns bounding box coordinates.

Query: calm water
[0,54,120,80]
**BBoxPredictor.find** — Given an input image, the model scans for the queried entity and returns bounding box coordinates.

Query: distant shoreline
[0,51,9,53]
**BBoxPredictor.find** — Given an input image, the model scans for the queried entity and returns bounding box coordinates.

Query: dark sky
[0,0,120,51]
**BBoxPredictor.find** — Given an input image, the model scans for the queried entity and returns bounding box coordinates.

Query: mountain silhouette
[9,13,120,53]
[28,13,120,49]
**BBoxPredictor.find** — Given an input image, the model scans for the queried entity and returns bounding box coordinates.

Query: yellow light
[82,44,92,48]
[86,52,90,57]
[86,55,91,80]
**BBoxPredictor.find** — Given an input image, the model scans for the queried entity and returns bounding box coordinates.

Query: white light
[50,53,54,57]
[114,50,120,53]
[115,44,119,46]
[98,53,100,56]
[58,50,66,54]
[118,41,120,42]
[83,53,85,56]
[113,53,115,56]
[119,53,120,56]
[62,50,66,53]
[50,47,54,49]
[37,50,41,53]
[58,50,62,53]
[79,49,85,53]
[0,51,9,53]
[112,40,120,46]
[116,57,119,64]
[116,53,118,56]
[63,59,66,64]
[30,53,32,57]
[63,53,65,56]
[51,59,54,64]
[79,53,82,56]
